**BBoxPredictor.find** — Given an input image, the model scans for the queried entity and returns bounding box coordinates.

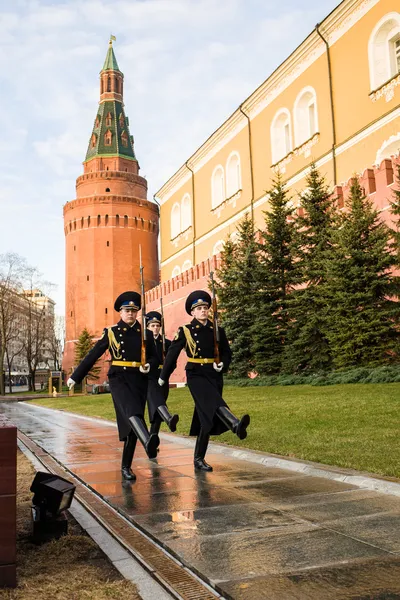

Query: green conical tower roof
[102,41,120,72]
[84,39,137,164]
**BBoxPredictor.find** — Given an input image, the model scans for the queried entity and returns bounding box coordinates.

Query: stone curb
[20,401,400,498]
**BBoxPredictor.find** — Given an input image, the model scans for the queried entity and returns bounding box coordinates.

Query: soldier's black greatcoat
[71,320,154,440]
[147,335,172,422]
[160,318,232,435]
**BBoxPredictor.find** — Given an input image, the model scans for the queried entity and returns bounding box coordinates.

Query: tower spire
[85,39,136,166]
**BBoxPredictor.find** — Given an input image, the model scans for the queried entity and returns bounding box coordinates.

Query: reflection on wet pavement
[2,401,400,600]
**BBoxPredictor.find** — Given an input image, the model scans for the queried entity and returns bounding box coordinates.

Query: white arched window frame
[368,12,400,90]
[211,165,225,209]
[226,152,242,198]
[182,260,192,272]
[375,132,400,164]
[171,265,181,278]
[181,193,191,231]
[171,202,181,239]
[271,108,293,164]
[212,240,224,255]
[293,87,319,147]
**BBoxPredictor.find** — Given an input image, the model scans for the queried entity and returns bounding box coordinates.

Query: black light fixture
[30,471,76,543]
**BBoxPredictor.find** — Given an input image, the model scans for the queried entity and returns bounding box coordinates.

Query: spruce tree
[326,177,400,367]
[250,173,298,374]
[74,328,100,381]
[390,163,400,268]
[215,214,261,377]
[282,164,337,373]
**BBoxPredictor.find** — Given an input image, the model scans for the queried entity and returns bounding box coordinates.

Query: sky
[0,0,340,315]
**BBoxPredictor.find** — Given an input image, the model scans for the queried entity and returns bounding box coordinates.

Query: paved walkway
[2,401,400,600]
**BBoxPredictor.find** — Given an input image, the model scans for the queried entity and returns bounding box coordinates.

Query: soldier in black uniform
[146,311,179,435]
[159,290,250,471]
[67,291,160,482]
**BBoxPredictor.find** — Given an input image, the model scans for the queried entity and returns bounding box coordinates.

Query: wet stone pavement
[2,401,400,600]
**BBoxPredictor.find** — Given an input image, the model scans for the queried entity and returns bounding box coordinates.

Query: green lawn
[30,383,400,479]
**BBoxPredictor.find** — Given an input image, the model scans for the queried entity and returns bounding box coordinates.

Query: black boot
[157,404,179,433]
[217,406,250,440]
[129,415,159,459]
[121,432,137,481]
[150,413,162,436]
[194,429,212,472]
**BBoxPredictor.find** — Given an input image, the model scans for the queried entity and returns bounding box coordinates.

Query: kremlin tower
[63,39,159,377]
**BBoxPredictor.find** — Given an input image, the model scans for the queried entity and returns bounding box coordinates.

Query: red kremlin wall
[146,156,400,384]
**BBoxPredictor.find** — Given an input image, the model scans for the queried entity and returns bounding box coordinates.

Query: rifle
[139,245,147,367]
[209,271,220,364]
[160,295,166,362]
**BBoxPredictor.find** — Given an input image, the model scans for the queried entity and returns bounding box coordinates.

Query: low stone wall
[0,415,17,588]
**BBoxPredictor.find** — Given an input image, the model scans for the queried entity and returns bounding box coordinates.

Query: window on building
[106,241,109,246]
[368,12,400,90]
[119,113,125,127]
[182,260,192,272]
[88,216,91,227]
[121,131,128,147]
[271,108,292,163]
[116,214,119,227]
[226,153,241,198]
[104,130,112,146]
[181,194,191,230]
[105,187,110,192]
[81,217,84,228]
[294,87,318,146]
[105,214,109,226]
[124,215,128,227]
[171,202,181,238]
[172,265,181,278]
[97,215,101,226]
[91,133,97,148]
[107,77,111,92]
[105,112,112,126]
[95,115,100,128]
[213,240,224,255]
[211,165,225,209]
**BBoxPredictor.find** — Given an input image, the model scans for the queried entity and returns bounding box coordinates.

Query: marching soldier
[158,290,250,471]
[67,291,160,482]
[146,310,179,435]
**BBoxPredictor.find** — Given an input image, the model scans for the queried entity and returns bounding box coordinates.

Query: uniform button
[119,334,123,337]
[118,328,121,331]
[123,367,126,370]
[121,341,124,344]
[122,350,125,353]
[194,333,197,336]
[123,358,126,361]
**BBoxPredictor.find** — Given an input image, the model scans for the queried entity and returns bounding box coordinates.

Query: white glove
[139,363,150,374]
[158,377,165,386]
[67,378,76,390]
[213,362,224,372]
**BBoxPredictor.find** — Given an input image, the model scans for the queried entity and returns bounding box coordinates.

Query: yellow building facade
[156,0,400,280]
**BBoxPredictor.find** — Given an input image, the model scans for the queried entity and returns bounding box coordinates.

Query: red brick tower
[63,39,159,377]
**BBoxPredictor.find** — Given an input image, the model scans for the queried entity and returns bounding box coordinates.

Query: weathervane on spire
[109,34,116,46]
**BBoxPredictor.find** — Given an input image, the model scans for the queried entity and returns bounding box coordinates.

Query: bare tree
[0,253,28,396]
[20,268,55,391]
[49,315,65,371]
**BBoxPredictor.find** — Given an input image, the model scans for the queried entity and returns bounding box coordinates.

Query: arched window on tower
[107,77,111,92]
[121,131,128,147]
[124,215,128,227]
[100,79,104,94]
[90,133,97,148]
[88,216,91,227]
[104,130,112,146]
[81,217,84,229]
[97,215,101,226]
[119,113,125,127]
[105,214,109,226]
[182,260,192,272]
[116,214,120,227]
[226,152,241,198]
[95,115,100,128]
[105,112,112,127]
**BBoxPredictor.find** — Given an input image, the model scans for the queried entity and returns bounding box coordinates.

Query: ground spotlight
[30,471,76,543]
